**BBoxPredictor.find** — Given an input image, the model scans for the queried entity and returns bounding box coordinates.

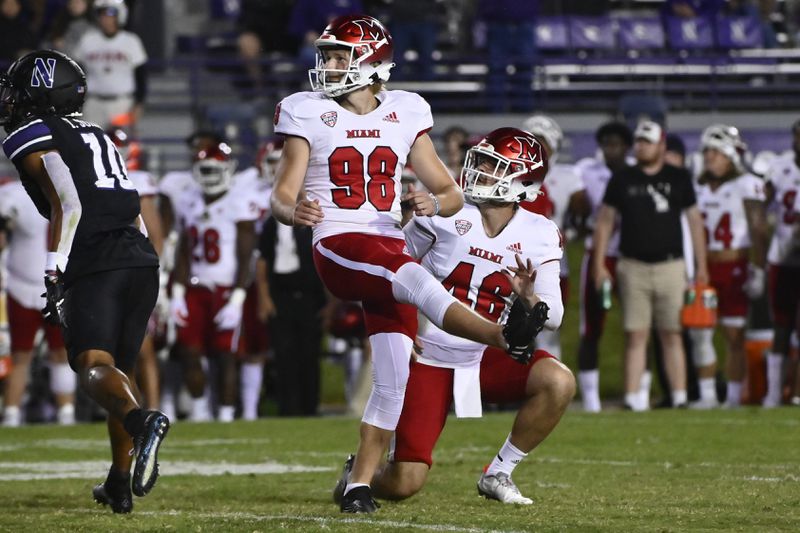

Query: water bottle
[601,279,612,310]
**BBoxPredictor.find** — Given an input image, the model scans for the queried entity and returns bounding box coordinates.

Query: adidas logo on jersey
[506,242,522,254]
[382,112,399,123]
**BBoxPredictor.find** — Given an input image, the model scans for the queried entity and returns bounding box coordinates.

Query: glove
[214,288,247,330]
[502,299,549,364]
[41,272,67,327]
[169,283,189,328]
[743,264,765,299]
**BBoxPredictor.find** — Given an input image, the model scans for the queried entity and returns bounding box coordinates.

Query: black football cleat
[340,485,380,514]
[333,454,355,505]
[93,471,133,514]
[132,410,170,497]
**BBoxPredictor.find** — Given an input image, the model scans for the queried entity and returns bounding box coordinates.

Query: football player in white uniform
[108,128,165,410]
[573,122,632,412]
[694,125,768,408]
[170,143,259,422]
[762,120,800,407]
[0,178,76,426]
[364,128,574,506]
[521,114,588,358]
[270,15,548,513]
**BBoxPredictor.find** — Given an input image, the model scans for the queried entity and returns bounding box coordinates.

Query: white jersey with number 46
[404,203,563,368]
[274,90,434,244]
[696,173,765,252]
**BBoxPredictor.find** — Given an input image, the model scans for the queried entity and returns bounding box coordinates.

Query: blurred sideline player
[693,125,768,408]
[573,122,632,411]
[271,15,547,513]
[361,127,574,505]
[241,138,280,420]
[170,142,258,422]
[521,114,588,358]
[0,178,76,426]
[0,50,168,512]
[108,127,166,410]
[763,120,800,407]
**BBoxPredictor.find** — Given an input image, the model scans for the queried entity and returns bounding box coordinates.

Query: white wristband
[229,287,247,306]
[171,283,186,301]
[45,252,68,273]
[428,193,440,216]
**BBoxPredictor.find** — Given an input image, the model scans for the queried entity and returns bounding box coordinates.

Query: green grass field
[2,408,799,532]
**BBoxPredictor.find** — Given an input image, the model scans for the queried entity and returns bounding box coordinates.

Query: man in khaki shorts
[592,121,709,411]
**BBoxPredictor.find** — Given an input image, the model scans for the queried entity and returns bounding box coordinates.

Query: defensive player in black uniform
[0,50,169,514]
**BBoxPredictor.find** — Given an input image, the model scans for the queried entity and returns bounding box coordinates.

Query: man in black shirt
[592,120,708,410]
[0,50,168,513]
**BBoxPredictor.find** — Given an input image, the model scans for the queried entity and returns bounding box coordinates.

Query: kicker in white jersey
[274,90,433,243]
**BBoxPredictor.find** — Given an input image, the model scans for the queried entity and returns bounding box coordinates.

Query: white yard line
[73,509,527,533]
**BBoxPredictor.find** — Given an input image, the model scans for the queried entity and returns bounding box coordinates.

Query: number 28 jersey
[2,116,158,286]
[274,90,434,243]
[404,204,563,367]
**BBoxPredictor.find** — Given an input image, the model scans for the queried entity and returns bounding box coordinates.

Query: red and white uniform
[0,181,64,351]
[765,154,800,327]
[159,170,198,208]
[696,173,765,320]
[275,89,433,338]
[391,204,562,466]
[128,169,158,197]
[275,90,432,244]
[232,167,272,232]
[575,157,619,339]
[174,187,259,352]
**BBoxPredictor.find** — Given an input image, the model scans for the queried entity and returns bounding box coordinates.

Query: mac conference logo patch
[455,219,472,235]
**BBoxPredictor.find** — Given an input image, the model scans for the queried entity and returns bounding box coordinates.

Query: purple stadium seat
[716,16,763,49]
[666,16,714,50]
[536,17,570,50]
[618,18,665,50]
[569,16,616,50]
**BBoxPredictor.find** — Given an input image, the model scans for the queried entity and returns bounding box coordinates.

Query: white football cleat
[57,403,76,425]
[477,472,533,505]
[689,397,720,410]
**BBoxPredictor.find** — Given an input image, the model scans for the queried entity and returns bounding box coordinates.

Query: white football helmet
[522,115,563,162]
[94,0,128,26]
[461,127,549,204]
[700,124,748,171]
[192,143,236,195]
[309,15,395,98]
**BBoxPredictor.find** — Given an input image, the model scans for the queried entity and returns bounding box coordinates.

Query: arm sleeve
[2,120,56,163]
[601,174,622,209]
[532,259,563,330]
[403,215,437,259]
[134,64,147,103]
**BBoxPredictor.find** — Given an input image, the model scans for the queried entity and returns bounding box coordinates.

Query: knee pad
[361,332,413,430]
[391,263,457,329]
[689,327,717,367]
[50,362,76,395]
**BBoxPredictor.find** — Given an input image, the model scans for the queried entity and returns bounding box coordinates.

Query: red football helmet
[192,142,236,195]
[460,127,549,203]
[255,137,284,184]
[106,127,142,170]
[309,14,394,97]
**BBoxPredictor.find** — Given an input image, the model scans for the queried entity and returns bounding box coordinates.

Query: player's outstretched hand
[401,184,439,217]
[503,253,538,305]
[293,199,324,226]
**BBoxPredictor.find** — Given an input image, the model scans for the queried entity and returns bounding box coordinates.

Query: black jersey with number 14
[2,116,158,286]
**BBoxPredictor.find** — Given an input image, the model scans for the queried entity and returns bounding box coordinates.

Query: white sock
[726,381,742,407]
[392,262,458,328]
[765,353,783,404]
[578,369,601,412]
[57,403,75,425]
[638,371,652,410]
[486,434,527,477]
[625,392,646,411]
[240,362,263,421]
[343,482,369,496]
[218,404,235,423]
[190,397,211,421]
[49,363,76,395]
[3,405,21,427]
[699,378,717,402]
[672,389,687,407]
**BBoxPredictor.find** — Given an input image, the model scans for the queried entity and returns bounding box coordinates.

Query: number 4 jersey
[404,203,564,368]
[274,90,433,243]
[2,116,158,286]
[695,172,765,252]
